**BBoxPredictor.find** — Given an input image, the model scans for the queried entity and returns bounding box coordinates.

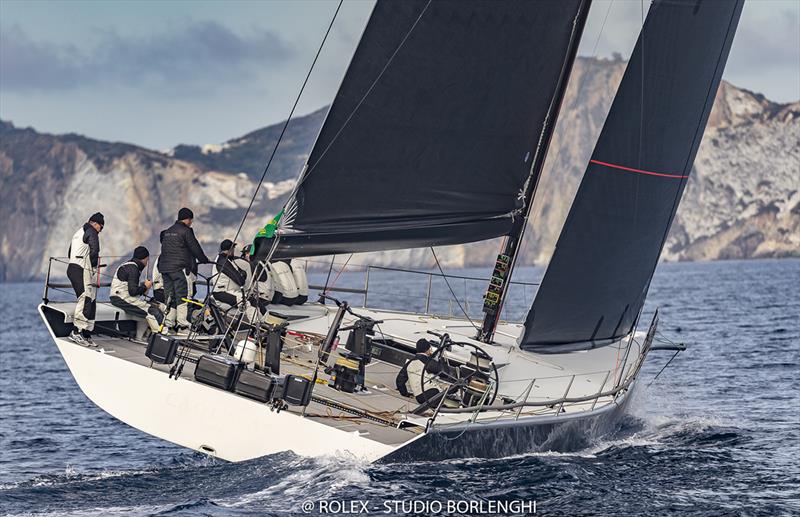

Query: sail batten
[520,0,744,353]
[271,0,587,258]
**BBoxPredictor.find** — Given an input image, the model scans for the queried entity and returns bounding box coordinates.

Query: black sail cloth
[520,0,744,352]
[266,0,587,259]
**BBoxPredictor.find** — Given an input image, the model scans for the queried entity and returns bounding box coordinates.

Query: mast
[478,0,591,343]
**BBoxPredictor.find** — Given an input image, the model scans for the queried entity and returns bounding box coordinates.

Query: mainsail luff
[268,0,589,259]
[520,0,745,353]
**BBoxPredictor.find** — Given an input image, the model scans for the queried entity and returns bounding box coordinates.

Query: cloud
[0,21,293,93]
[729,7,799,70]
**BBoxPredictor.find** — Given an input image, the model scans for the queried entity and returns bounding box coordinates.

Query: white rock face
[0,58,797,281]
[669,106,800,260]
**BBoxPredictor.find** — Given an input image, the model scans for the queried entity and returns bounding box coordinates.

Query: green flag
[250,209,284,255]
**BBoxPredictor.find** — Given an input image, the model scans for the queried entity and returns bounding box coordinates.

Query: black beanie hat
[89,212,105,226]
[220,239,234,251]
[133,246,149,260]
[178,207,194,220]
[416,339,432,354]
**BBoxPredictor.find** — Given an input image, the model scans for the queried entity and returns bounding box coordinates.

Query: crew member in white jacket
[109,246,163,333]
[395,339,443,403]
[242,245,274,316]
[269,259,309,305]
[212,239,251,310]
[66,212,104,346]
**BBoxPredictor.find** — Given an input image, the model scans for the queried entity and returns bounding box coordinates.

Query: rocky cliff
[1,58,797,282]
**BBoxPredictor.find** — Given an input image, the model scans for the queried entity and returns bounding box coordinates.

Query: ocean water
[1,259,798,516]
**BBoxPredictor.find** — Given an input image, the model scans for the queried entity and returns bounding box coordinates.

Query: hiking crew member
[269,260,301,305]
[159,208,210,332]
[109,246,163,333]
[250,260,275,316]
[151,255,165,305]
[212,239,250,310]
[67,212,104,346]
[290,259,309,305]
[395,339,443,403]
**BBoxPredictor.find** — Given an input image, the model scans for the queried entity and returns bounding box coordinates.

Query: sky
[1,0,798,150]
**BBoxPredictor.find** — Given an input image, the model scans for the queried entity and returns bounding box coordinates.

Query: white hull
[49,333,399,462]
[40,303,650,463]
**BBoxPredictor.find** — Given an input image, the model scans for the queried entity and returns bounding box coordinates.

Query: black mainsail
[270,0,589,258]
[520,0,744,353]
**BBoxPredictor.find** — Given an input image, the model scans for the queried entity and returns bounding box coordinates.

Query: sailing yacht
[39,0,744,462]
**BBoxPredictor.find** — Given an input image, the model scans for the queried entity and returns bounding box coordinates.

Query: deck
[42,297,645,449]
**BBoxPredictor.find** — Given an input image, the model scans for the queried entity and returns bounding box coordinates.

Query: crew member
[212,239,250,311]
[290,259,309,305]
[395,339,443,403]
[250,259,275,315]
[67,212,104,346]
[240,245,272,316]
[269,259,300,305]
[149,255,169,330]
[158,207,210,332]
[109,246,163,333]
[152,255,165,305]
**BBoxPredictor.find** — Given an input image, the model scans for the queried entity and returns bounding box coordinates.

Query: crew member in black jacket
[109,246,163,333]
[158,207,210,332]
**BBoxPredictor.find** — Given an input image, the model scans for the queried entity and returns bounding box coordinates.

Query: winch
[317,295,382,394]
[330,357,360,393]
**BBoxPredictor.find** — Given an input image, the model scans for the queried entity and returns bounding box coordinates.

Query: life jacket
[68,226,93,271]
[290,259,309,298]
[252,262,275,302]
[396,354,428,398]
[110,260,144,301]
[237,258,253,291]
[152,256,163,291]
[269,261,299,300]
[213,255,250,295]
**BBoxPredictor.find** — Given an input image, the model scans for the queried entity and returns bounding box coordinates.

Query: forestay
[273,0,587,258]
[521,0,744,352]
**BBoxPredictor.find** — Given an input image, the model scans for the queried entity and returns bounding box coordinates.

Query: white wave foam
[217,454,370,510]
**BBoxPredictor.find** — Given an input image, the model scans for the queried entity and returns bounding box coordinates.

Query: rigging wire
[174,0,344,366]
[326,253,353,293]
[430,247,479,331]
[321,254,337,296]
[648,349,681,386]
[231,0,343,246]
[639,0,645,170]
[542,0,614,174]
[282,0,433,219]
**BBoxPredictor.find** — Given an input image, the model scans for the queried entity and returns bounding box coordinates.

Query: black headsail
[520,0,744,353]
[266,0,590,259]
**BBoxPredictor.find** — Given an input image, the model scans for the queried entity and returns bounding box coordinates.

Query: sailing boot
[69,329,86,345]
[163,309,177,334]
[175,303,191,335]
[145,313,161,334]
[82,330,97,347]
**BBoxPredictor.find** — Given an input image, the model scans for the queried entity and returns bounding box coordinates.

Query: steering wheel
[419,334,500,408]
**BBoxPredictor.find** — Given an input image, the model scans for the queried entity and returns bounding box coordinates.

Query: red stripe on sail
[589,159,689,179]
